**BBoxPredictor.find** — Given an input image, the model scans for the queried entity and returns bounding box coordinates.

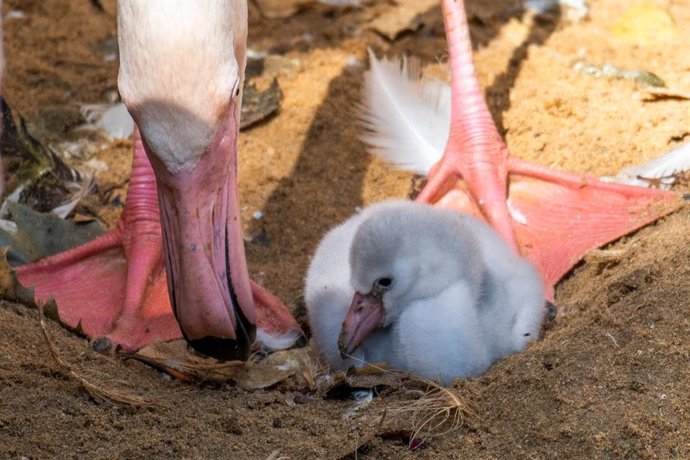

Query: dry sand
[2,0,690,457]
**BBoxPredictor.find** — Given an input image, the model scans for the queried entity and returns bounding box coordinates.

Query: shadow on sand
[246,1,563,326]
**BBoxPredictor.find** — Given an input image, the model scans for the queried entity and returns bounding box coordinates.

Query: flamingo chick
[306,200,545,385]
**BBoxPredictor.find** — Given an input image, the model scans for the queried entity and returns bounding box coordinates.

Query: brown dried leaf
[642,87,690,102]
[240,79,282,130]
[368,0,437,40]
[0,245,37,305]
[131,340,320,390]
[0,247,17,298]
[254,0,314,19]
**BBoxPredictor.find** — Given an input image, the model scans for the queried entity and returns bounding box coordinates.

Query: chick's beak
[338,291,386,359]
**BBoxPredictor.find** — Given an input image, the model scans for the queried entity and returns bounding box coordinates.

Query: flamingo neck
[117,0,248,174]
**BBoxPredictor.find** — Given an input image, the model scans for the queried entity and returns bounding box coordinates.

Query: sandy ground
[2,0,690,458]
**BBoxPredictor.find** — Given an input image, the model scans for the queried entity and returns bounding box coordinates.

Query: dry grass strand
[341,353,476,445]
[388,375,476,445]
[37,303,156,407]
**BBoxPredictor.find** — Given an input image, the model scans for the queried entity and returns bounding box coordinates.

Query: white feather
[51,174,95,219]
[359,50,449,175]
[0,185,24,219]
[524,0,589,15]
[361,52,690,189]
[605,142,690,190]
[80,103,135,140]
[0,220,17,235]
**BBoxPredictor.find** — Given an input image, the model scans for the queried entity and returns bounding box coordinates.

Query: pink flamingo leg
[16,131,302,355]
[419,0,683,299]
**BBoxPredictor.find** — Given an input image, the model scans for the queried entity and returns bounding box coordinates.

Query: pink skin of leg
[16,132,178,350]
[16,127,302,358]
[418,0,516,249]
[418,0,683,299]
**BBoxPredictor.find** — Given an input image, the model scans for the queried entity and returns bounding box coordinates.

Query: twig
[341,352,475,445]
[605,332,620,348]
[642,87,690,102]
[37,304,155,407]
[391,377,475,446]
[265,450,289,460]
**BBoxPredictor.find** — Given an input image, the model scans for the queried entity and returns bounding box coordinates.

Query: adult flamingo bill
[15,0,302,360]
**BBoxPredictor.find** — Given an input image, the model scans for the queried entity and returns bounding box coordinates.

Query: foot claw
[545,301,557,320]
[92,336,113,353]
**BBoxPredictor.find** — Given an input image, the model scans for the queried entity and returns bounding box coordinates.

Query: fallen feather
[6,10,25,19]
[1,98,93,216]
[342,389,374,419]
[50,175,95,219]
[525,0,589,20]
[374,375,475,447]
[359,53,690,187]
[80,103,135,140]
[359,51,449,175]
[603,142,690,190]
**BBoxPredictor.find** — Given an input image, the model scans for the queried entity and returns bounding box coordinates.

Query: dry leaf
[368,0,437,40]
[131,340,321,390]
[241,79,282,129]
[0,246,38,305]
[254,0,314,19]
[642,87,690,102]
[0,202,105,266]
[0,247,18,298]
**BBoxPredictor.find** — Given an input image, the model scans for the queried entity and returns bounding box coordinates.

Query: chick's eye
[375,277,393,290]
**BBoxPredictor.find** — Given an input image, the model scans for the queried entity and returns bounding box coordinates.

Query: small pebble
[91,337,112,353]
[7,10,25,19]
[293,394,318,404]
